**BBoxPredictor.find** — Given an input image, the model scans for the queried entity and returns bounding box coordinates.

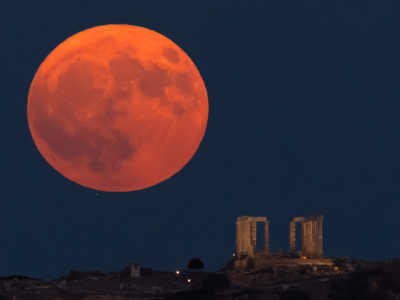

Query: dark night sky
[1,1,400,281]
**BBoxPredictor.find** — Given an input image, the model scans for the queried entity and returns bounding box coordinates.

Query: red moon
[27,25,208,192]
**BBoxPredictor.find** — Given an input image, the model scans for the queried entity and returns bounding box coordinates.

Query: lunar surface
[27,25,208,192]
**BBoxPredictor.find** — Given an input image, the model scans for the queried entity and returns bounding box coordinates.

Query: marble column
[251,221,257,255]
[290,221,296,252]
[235,221,242,254]
[317,219,323,258]
[302,222,308,255]
[264,221,270,253]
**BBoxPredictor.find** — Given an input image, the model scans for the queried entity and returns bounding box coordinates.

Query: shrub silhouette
[202,273,230,293]
[188,258,204,272]
[328,268,400,299]
[233,288,258,300]
[279,290,311,300]
[164,289,212,300]
[166,274,230,300]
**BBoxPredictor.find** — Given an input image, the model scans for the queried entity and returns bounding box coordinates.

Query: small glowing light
[176,271,180,275]
[301,256,307,259]
[233,254,235,256]
[188,279,191,283]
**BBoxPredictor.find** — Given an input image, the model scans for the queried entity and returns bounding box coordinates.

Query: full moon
[27,25,208,192]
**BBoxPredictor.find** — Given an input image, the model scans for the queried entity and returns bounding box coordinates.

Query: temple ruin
[290,216,323,258]
[236,216,270,258]
[233,215,333,270]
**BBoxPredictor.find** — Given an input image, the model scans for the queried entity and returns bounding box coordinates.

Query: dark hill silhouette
[0,275,33,280]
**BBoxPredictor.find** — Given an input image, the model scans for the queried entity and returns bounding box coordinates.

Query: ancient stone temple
[233,215,332,271]
[290,216,323,258]
[236,216,270,258]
